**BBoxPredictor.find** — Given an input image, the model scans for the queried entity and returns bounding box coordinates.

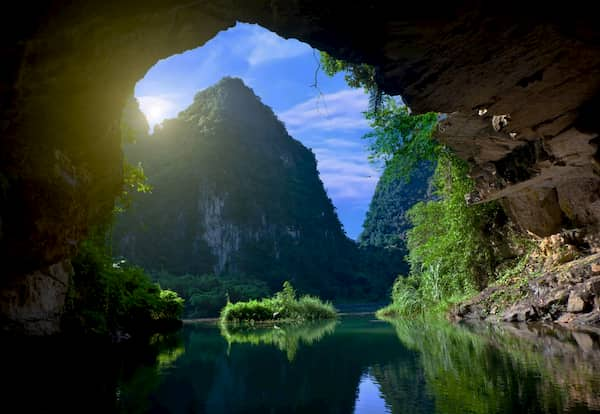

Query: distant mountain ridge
[359,164,434,250]
[114,77,400,300]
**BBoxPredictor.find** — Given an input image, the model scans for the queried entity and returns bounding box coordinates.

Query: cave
[1,1,600,334]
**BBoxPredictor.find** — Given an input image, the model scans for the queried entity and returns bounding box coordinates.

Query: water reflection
[220,319,338,360]
[354,372,391,414]
[387,319,600,414]
[116,333,185,413]
[3,316,600,413]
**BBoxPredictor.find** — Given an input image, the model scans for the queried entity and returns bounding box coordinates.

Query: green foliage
[117,95,152,214]
[323,54,499,315]
[120,95,150,144]
[113,77,399,301]
[322,54,503,316]
[151,271,270,318]
[275,280,296,303]
[220,281,337,323]
[322,55,504,316]
[320,51,383,111]
[376,275,422,318]
[62,96,177,336]
[320,52,438,179]
[378,153,500,317]
[115,161,152,213]
[359,161,433,249]
[407,153,500,288]
[64,235,184,335]
[364,102,498,317]
[221,299,276,322]
[365,97,439,182]
[320,51,378,91]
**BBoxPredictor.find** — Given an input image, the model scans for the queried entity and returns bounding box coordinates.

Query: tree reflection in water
[5,317,600,413]
[219,319,338,361]
[384,318,600,414]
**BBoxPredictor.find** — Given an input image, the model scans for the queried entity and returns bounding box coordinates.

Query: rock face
[113,78,397,298]
[1,1,600,332]
[0,261,72,335]
[452,250,600,329]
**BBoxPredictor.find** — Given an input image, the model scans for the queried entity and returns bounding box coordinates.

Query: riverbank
[451,251,600,332]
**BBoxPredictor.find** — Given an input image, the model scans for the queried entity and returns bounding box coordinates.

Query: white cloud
[313,147,369,162]
[278,89,370,133]
[320,173,378,200]
[313,146,380,202]
[237,24,311,66]
[323,138,363,149]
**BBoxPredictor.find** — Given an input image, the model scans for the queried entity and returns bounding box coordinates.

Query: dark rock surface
[0,260,72,335]
[452,252,600,329]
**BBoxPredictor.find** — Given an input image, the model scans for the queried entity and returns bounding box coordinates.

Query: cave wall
[1,1,599,333]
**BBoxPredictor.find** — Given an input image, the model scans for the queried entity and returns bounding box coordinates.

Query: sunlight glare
[137,95,175,130]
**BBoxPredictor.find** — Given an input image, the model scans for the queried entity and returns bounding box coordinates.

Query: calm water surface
[5,316,600,413]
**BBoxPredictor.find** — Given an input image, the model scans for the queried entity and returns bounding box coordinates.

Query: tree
[320,52,439,182]
[322,53,502,316]
[365,97,439,182]
[117,95,152,213]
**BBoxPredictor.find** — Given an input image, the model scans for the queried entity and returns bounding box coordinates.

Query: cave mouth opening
[110,22,410,305]
[126,22,381,241]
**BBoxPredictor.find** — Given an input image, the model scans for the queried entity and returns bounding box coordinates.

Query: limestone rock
[0,261,72,335]
[572,331,595,353]
[453,252,600,327]
[556,313,577,325]
[502,304,538,322]
[567,293,586,313]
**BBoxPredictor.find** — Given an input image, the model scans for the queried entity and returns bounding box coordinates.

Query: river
[4,315,600,413]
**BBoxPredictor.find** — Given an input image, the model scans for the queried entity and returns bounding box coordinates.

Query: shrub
[220,282,337,323]
[64,238,184,335]
[296,296,338,320]
[377,152,501,318]
[219,299,277,323]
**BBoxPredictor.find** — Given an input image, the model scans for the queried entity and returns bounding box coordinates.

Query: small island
[220,281,337,323]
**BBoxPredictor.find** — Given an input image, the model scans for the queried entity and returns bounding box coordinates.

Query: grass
[375,263,475,320]
[220,281,337,323]
[375,293,472,320]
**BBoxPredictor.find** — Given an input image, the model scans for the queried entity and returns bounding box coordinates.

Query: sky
[135,23,380,240]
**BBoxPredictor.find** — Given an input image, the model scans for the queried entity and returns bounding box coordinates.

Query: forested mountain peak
[170,77,288,138]
[359,163,434,249]
[113,78,401,310]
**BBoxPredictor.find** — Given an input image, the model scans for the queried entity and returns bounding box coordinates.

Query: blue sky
[135,23,380,239]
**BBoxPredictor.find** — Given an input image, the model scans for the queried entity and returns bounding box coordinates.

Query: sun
[137,96,173,130]
[147,104,164,124]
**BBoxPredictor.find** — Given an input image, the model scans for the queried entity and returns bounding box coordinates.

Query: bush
[220,299,276,322]
[220,281,337,323]
[63,238,184,335]
[377,153,501,318]
[296,296,338,320]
